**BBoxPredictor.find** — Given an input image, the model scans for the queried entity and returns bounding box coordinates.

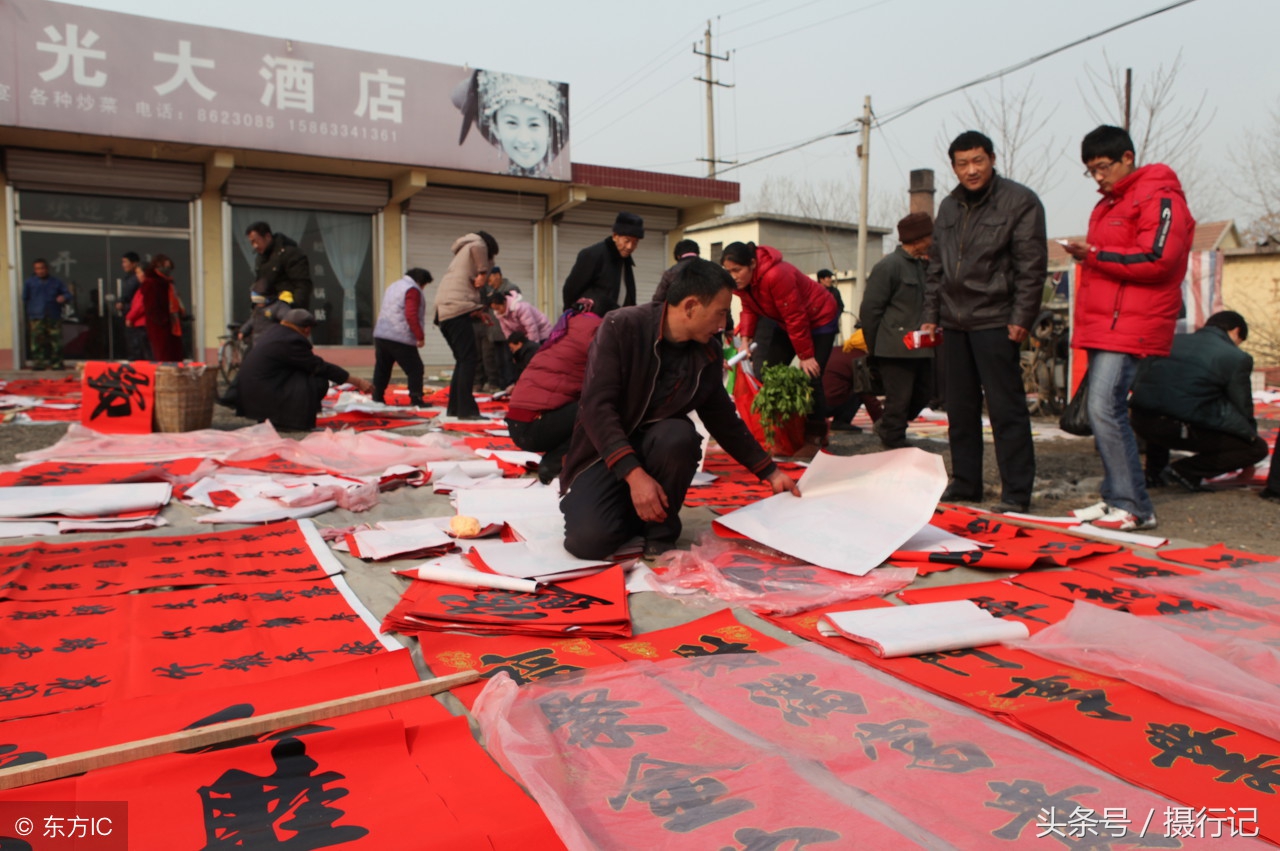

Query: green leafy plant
[751,363,813,446]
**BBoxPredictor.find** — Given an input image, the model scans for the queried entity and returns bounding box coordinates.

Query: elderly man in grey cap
[562,211,644,316]
[860,211,936,449]
[232,308,373,430]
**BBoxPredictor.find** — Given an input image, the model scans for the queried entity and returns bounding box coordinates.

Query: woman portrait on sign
[452,69,569,178]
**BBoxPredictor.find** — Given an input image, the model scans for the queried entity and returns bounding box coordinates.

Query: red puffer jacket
[506,310,602,419]
[1071,163,1195,357]
[735,245,838,360]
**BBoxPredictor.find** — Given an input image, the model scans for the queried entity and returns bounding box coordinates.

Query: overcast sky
[68,0,1277,238]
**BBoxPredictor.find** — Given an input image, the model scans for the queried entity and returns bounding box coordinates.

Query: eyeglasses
[1083,161,1117,178]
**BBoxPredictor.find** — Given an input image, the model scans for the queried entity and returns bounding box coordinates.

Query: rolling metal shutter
[224,169,389,213]
[406,188,542,369]
[4,149,203,200]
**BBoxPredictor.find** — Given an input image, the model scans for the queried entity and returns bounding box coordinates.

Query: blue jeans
[1086,349,1153,518]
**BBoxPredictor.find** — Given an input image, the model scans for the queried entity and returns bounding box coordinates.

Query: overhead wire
[575,24,702,122]
[734,0,899,52]
[717,0,1202,175]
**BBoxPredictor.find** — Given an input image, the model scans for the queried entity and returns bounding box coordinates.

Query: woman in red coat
[139,254,183,361]
[721,241,839,441]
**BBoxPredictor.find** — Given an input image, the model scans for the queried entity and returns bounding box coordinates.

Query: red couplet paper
[80,360,156,434]
[929,506,1026,542]
[0,578,390,723]
[1010,568,1210,616]
[1156,544,1278,571]
[0,520,337,601]
[0,457,206,487]
[419,631,622,708]
[684,454,807,512]
[315,410,438,431]
[600,608,788,663]
[1071,551,1203,582]
[897,579,1075,634]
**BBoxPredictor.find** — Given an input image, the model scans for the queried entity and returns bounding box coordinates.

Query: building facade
[0,0,735,369]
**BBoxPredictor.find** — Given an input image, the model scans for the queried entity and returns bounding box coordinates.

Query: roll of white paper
[413,563,538,593]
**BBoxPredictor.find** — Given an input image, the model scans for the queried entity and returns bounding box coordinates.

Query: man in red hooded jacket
[1063,125,1195,532]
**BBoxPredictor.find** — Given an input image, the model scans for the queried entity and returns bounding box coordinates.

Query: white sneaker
[1071,501,1110,521]
[1090,507,1158,532]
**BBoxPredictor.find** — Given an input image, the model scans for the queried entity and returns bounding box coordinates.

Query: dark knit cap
[282,308,317,327]
[897,212,933,243]
[612,212,645,239]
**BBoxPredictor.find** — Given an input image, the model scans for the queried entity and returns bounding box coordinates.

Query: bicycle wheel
[218,339,240,386]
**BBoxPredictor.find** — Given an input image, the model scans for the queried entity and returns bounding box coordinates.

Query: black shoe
[643,539,677,559]
[990,500,1029,514]
[1260,489,1280,504]
[1160,466,1208,493]
[830,421,863,432]
[941,484,983,503]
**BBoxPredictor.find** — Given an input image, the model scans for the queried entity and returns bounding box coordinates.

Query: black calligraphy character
[219,652,272,672]
[535,588,614,614]
[92,559,127,569]
[986,780,1098,842]
[156,626,196,640]
[440,591,544,620]
[261,617,308,629]
[193,568,231,578]
[202,619,250,635]
[0,743,47,769]
[1061,582,1154,608]
[93,579,123,592]
[147,572,185,580]
[0,682,39,702]
[609,752,754,832]
[915,648,1023,677]
[68,603,112,616]
[739,673,866,727]
[269,547,305,557]
[37,563,75,573]
[674,635,753,657]
[52,637,106,653]
[283,566,320,574]
[154,599,198,610]
[332,641,381,656]
[723,826,842,851]
[86,363,151,420]
[204,592,249,605]
[153,556,181,564]
[237,569,273,578]
[277,648,328,663]
[998,676,1131,721]
[0,581,28,593]
[11,609,58,621]
[1199,579,1280,608]
[296,587,337,599]
[1107,563,1182,579]
[0,642,43,660]
[43,674,109,696]
[1155,599,1210,615]
[970,596,1051,625]
[479,648,581,686]
[154,662,211,680]
[1146,723,1280,793]
[39,582,77,592]
[315,613,359,622]
[197,736,369,849]
[254,590,294,603]
[540,688,667,748]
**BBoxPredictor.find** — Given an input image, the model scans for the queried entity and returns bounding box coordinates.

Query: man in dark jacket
[560,259,799,559]
[246,221,312,312]
[234,308,372,430]
[562,212,643,316]
[862,212,934,449]
[921,130,1047,512]
[1130,311,1267,492]
[1063,125,1195,532]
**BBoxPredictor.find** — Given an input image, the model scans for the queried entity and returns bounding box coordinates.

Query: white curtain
[315,212,371,346]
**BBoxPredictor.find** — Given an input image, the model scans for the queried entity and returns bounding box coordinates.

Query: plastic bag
[1059,370,1091,435]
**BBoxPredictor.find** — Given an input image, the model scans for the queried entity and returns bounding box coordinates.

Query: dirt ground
[4,388,1279,558]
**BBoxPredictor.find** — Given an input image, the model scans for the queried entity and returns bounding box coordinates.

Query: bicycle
[217,323,248,389]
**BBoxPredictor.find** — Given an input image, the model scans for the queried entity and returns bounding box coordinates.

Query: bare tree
[1079,49,1222,218]
[939,76,1066,192]
[1233,98,1280,245]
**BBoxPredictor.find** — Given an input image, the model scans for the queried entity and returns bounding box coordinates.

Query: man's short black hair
[487,292,507,307]
[948,130,995,162]
[817,268,834,281]
[665,257,734,306]
[673,239,700,261]
[406,268,432,286]
[121,251,140,263]
[245,221,273,238]
[33,258,48,266]
[507,330,529,346]
[1081,125,1136,164]
[1205,310,1248,342]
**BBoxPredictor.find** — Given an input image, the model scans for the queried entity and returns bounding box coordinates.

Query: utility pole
[1123,67,1132,131]
[855,96,871,308]
[694,20,733,177]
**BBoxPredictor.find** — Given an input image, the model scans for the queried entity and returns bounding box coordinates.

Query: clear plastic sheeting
[474,644,1252,850]
[1011,601,1280,741]
[1127,562,1280,624]
[647,533,916,615]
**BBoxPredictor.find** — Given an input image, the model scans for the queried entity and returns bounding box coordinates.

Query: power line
[719,0,832,36]
[717,0,1201,175]
[575,25,702,121]
[734,0,899,52]
[575,66,697,148]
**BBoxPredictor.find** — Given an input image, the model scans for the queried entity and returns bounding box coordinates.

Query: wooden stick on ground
[0,669,480,791]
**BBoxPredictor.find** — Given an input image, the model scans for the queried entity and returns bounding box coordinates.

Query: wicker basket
[153,363,217,432]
